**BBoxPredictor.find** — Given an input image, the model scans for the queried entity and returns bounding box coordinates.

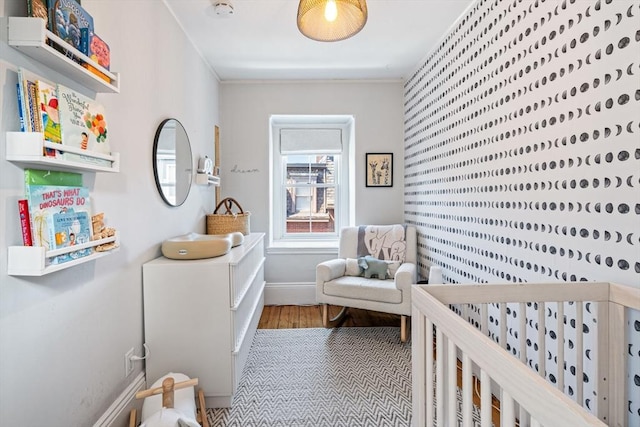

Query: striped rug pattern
[207,327,411,426]
[206,326,484,426]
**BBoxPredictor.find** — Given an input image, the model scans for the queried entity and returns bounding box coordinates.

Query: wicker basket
[206,197,250,235]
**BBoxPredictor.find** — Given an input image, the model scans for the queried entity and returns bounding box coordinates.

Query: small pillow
[361,255,389,279]
[345,258,363,276]
[386,260,401,277]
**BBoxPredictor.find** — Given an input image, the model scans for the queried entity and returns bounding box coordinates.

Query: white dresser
[142,233,265,407]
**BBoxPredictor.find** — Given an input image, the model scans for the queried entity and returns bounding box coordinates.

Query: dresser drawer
[229,238,264,307]
[231,261,265,351]
[232,287,264,391]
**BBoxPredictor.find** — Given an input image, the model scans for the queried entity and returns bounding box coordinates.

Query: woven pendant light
[297,0,368,42]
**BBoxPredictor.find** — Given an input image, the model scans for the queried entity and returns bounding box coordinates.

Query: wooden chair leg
[322,304,348,327]
[197,388,209,427]
[400,315,408,343]
[129,408,137,427]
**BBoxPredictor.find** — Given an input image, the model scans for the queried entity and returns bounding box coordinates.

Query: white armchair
[316,225,417,342]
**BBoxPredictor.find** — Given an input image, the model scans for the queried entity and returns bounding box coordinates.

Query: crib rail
[411,281,639,427]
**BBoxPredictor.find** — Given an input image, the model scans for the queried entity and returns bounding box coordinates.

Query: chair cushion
[322,276,402,304]
[345,258,363,276]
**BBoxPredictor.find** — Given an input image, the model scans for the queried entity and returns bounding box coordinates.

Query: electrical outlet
[125,348,134,377]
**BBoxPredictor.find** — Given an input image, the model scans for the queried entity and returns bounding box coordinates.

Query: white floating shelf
[8,235,119,276]
[4,17,120,93]
[195,173,221,186]
[6,132,120,173]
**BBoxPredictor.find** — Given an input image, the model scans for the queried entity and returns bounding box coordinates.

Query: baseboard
[264,282,316,305]
[93,372,145,427]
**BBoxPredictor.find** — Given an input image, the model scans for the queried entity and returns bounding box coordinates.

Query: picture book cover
[25,184,91,250]
[49,208,93,264]
[47,0,94,59]
[57,83,111,166]
[89,33,110,70]
[24,169,89,250]
[37,79,62,157]
[24,168,83,186]
[17,68,33,132]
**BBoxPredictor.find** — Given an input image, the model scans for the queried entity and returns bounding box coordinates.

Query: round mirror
[152,118,193,206]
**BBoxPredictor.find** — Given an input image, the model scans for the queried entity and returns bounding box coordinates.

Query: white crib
[411,281,639,427]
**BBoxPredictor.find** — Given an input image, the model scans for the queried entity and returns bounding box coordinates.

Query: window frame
[269,115,354,248]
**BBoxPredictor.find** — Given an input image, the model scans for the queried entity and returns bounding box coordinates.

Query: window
[270,115,354,247]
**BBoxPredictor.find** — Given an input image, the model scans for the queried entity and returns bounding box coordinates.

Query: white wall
[0,1,219,425]
[220,81,405,303]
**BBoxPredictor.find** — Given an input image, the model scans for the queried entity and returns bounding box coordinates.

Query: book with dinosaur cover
[56,84,111,167]
[23,169,92,259]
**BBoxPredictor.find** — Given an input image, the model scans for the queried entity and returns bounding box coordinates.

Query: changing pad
[161,232,232,260]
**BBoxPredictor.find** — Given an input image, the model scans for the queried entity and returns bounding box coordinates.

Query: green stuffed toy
[358,255,389,279]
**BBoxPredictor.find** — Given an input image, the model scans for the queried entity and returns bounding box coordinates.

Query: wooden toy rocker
[129,373,209,427]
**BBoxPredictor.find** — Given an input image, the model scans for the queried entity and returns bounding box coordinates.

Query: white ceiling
[163,0,473,81]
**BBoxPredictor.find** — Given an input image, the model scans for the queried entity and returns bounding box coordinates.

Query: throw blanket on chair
[357,225,407,262]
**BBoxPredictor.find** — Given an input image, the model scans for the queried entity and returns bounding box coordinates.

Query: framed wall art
[365,153,393,187]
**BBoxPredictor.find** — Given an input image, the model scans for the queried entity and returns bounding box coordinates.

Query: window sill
[267,240,339,255]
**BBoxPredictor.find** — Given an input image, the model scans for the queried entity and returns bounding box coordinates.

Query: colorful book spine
[16,83,26,132]
[26,80,43,133]
[18,199,33,246]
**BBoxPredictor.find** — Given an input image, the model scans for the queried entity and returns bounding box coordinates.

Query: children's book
[37,79,62,157]
[24,169,91,254]
[16,83,27,132]
[57,84,111,167]
[27,0,49,26]
[27,80,43,133]
[49,208,93,264]
[18,199,33,246]
[88,33,110,70]
[47,0,94,60]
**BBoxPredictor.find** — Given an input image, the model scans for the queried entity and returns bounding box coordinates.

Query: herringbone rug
[206,327,412,427]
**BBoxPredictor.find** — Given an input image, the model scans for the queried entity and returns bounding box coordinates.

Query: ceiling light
[297,0,368,42]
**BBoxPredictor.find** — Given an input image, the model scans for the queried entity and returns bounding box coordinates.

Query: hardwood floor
[258,304,402,329]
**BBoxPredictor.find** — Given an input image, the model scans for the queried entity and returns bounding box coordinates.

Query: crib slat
[576,301,584,406]
[426,317,434,426]
[447,339,457,426]
[481,303,488,337]
[501,390,515,427]
[519,302,527,363]
[519,405,528,427]
[500,302,507,350]
[436,328,445,427]
[462,353,473,427]
[538,302,545,378]
[480,369,492,427]
[412,312,426,427]
[557,301,565,393]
